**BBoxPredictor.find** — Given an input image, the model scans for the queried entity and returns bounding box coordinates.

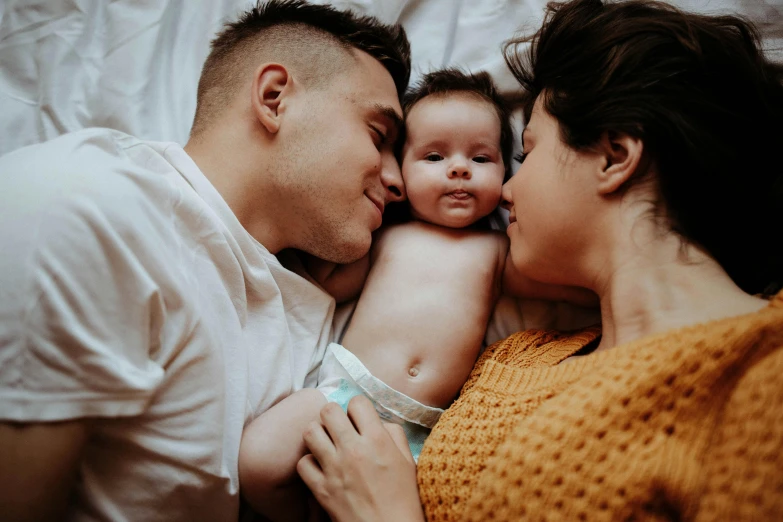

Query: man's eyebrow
[371,103,403,134]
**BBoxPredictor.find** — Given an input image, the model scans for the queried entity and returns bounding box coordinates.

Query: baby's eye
[473,156,490,164]
[425,153,443,162]
[514,153,528,163]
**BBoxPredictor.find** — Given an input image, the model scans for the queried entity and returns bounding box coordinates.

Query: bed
[1,0,780,339]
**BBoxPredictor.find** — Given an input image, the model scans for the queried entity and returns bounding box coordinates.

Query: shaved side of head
[190,0,410,138]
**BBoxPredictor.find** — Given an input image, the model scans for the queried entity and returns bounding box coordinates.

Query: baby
[239,69,594,522]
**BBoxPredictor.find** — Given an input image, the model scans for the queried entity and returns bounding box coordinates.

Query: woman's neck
[592,237,767,353]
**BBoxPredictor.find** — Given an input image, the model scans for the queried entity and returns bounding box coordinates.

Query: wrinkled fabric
[1,0,779,347]
[2,0,779,157]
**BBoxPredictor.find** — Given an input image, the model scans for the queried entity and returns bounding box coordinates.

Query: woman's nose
[500,181,513,210]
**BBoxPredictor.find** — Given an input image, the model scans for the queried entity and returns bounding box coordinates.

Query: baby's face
[401,94,505,228]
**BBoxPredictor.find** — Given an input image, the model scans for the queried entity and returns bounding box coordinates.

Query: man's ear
[251,63,291,135]
[595,131,644,195]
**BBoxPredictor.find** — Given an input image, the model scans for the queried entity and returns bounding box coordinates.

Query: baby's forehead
[403,94,502,146]
[405,91,496,118]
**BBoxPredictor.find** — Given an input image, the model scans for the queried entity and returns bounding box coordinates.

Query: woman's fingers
[382,422,415,465]
[296,453,322,491]
[346,395,385,436]
[319,401,361,452]
[298,398,426,522]
[302,418,337,468]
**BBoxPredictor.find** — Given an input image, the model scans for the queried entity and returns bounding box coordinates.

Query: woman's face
[501,98,603,286]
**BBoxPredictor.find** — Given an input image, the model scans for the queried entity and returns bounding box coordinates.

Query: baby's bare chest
[367,225,501,301]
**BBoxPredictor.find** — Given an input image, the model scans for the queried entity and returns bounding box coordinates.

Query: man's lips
[366,193,384,215]
[508,213,517,224]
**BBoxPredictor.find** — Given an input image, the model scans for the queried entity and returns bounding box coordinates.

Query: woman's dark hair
[387,68,514,229]
[505,0,783,295]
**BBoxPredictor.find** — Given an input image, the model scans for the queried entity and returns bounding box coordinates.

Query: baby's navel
[408,365,420,378]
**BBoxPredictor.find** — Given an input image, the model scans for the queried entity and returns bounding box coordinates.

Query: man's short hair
[402,69,514,182]
[191,0,411,137]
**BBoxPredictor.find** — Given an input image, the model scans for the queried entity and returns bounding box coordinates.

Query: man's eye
[425,153,443,161]
[371,127,387,147]
[473,156,489,164]
[514,153,528,163]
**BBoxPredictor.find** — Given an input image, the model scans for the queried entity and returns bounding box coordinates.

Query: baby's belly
[341,322,485,409]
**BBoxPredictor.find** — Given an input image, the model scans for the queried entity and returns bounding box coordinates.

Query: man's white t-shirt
[0,129,334,521]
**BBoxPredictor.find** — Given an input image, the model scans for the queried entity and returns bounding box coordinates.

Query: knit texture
[418,293,783,521]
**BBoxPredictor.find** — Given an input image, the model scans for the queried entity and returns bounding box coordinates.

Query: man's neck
[184,134,287,254]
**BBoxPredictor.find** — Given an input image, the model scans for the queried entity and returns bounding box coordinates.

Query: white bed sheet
[1,0,780,157]
[1,0,780,338]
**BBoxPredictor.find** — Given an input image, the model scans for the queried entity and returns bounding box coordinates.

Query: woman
[295,0,783,520]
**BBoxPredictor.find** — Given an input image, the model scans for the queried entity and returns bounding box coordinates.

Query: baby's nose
[449,164,471,178]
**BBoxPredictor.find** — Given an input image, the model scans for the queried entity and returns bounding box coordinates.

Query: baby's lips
[446,190,472,200]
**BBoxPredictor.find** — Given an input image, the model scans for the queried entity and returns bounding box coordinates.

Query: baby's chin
[413,209,487,229]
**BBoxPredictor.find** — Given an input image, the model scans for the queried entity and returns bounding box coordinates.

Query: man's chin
[314,235,372,264]
[330,242,372,264]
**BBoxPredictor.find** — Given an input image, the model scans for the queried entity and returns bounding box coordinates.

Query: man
[0,1,409,520]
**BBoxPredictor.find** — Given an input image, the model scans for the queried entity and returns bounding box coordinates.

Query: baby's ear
[251,63,291,134]
[595,131,644,195]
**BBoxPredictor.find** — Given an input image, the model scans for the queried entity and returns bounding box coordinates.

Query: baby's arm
[304,254,371,304]
[239,389,327,522]
[500,241,598,307]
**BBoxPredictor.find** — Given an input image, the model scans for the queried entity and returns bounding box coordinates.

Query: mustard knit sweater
[418,293,783,521]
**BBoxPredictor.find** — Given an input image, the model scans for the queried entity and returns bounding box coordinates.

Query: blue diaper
[317,343,444,462]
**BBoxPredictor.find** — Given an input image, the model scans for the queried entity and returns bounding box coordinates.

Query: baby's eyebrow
[474,140,501,151]
[414,138,450,149]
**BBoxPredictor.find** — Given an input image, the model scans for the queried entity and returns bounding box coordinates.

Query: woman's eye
[425,153,443,162]
[514,153,528,163]
[473,156,489,164]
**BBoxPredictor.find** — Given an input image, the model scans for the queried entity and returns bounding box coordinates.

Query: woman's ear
[595,131,644,195]
[251,63,290,135]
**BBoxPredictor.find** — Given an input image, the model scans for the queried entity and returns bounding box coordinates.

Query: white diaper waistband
[323,342,444,428]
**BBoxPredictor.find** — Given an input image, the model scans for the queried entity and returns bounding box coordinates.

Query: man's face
[280,50,405,263]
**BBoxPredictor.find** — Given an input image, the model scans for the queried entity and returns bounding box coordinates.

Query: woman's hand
[297,396,425,522]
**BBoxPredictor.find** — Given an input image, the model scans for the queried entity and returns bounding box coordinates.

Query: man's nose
[380,152,405,203]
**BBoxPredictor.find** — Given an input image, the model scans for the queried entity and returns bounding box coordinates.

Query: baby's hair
[401,69,514,182]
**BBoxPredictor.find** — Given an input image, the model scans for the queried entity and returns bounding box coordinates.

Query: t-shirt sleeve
[0,164,166,422]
